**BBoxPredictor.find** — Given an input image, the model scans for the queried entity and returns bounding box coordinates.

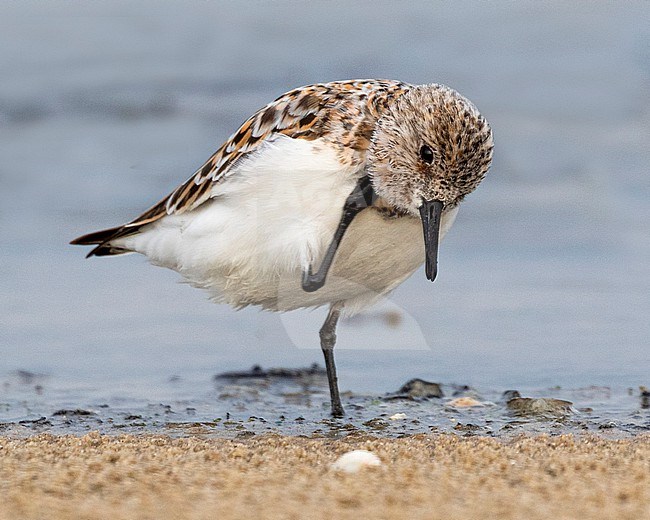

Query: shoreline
[1,432,649,519]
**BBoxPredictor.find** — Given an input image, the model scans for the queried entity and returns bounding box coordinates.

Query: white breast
[119,136,459,313]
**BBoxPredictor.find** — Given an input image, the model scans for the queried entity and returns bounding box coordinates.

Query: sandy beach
[1,433,648,520]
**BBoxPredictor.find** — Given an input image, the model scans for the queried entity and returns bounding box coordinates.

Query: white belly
[119,137,459,313]
[271,207,456,314]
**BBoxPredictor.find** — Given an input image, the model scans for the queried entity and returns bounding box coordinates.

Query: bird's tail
[70,225,136,258]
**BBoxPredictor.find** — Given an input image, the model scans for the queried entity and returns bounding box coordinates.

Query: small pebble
[448,397,483,408]
[389,413,407,420]
[506,397,573,416]
[396,378,444,398]
[331,450,382,473]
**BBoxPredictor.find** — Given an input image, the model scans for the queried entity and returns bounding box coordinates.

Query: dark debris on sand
[214,364,326,380]
[384,378,444,400]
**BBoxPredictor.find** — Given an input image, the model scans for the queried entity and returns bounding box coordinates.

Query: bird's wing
[71,79,410,254]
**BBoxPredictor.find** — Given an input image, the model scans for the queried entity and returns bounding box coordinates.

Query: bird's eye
[419,145,434,164]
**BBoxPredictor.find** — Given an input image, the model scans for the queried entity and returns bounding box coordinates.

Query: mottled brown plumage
[72,80,411,255]
[367,84,493,214]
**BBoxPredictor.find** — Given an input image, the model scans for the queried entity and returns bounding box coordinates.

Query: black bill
[419,199,444,282]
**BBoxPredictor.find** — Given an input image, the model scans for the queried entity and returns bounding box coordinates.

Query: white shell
[448,397,483,408]
[331,450,382,473]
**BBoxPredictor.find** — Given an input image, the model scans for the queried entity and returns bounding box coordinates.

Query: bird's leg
[302,176,377,292]
[320,301,345,417]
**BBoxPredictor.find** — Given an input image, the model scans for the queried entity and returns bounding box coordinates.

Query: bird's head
[367,84,494,281]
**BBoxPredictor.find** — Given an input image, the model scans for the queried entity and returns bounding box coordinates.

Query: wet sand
[1,433,649,519]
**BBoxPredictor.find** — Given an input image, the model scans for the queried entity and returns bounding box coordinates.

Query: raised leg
[320,301,344,417]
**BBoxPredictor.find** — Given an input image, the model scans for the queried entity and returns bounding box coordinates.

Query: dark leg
[320,302,344,417]
[302,176,377,292]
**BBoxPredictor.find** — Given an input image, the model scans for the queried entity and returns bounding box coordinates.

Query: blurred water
[1,2,649,423]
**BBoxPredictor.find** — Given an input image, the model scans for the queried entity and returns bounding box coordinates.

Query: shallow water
[1,2,649,436]
[2,367,649,439]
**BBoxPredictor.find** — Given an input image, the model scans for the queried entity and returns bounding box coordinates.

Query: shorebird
[72,79,493,417]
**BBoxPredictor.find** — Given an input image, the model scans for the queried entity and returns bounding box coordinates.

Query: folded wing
[71,79,410,257]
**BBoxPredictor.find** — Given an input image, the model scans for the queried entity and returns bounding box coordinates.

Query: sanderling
[72,79,493,417]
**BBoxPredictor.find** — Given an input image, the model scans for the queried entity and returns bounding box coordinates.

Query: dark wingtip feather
[71,225,133,258]
[85,244,127,258]
[70,226,125,246]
